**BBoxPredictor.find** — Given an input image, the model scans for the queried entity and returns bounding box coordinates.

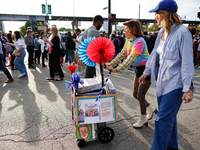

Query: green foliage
[58,27,67,31]
[19,21,41,37]
[117,29,124,32]
[81,29,85,32]
[148,24,162,32]
[142,25,147,31]
[59,27,72,32]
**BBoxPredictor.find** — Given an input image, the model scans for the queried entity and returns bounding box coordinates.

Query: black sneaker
[29,66,35,69]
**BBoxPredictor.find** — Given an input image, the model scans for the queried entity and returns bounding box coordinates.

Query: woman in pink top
[44,27,64,81]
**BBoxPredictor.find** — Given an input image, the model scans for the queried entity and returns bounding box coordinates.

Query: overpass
[0,14,200,32]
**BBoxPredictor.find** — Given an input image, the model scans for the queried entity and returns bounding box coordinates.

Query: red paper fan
[68,65,77,75]
[87,37,115,64]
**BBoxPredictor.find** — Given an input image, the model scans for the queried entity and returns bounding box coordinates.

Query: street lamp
[108,0,111,37]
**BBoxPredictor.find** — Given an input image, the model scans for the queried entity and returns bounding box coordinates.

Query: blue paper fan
[78,37,96,67]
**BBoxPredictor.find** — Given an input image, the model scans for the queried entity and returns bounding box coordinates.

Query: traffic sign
[42,4,45,14]
[33,16,36,22]
[48,5,52,14]
[29,16,33,22]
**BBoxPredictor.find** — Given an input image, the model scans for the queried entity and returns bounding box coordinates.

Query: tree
[59,27,72,32]
[148,24,162,32]
[81,29,85,32]
[58,27,67,31]
[142,25,147,31]
[20,21,41,37]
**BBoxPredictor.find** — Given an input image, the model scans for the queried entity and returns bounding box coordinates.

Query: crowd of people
[0,0,198,149]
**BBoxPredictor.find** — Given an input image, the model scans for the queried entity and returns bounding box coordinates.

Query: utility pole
[45,0,48,16]
[139,4,140,19]
[45,0,48,32]
[73,0,75,31]
[108,0,111,37]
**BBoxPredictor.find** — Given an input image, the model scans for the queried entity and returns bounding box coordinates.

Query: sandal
[46,78,54,81]
[55,78,63,81]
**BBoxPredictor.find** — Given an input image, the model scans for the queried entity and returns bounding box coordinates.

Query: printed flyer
[75,94,117,125]
[100,97,114,121]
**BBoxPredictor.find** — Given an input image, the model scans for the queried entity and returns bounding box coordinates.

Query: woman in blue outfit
[0,39,14,83]
[7,31,28,78]
[139,0,195,150]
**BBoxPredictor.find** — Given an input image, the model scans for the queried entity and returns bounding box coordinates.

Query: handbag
[15,52,21,57]
[5,44,13,53]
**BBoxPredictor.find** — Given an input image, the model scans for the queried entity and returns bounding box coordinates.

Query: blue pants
[14,49,27,76]
[151,88,183,150]
[0,54,12,79]
[68,49,74,64]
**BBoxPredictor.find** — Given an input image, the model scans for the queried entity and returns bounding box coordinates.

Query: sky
[0,0,200,33]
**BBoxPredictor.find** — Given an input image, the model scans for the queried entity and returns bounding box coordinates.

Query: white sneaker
[133,115,148,129]
[77,71,82,75]
[18,73,26,78]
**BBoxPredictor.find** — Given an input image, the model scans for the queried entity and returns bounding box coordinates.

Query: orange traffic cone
[9,56,12,66]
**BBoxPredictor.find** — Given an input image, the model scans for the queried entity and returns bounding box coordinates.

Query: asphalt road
[0,58,200,150]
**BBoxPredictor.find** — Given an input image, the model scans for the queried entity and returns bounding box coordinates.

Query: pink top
[49,41,52,53]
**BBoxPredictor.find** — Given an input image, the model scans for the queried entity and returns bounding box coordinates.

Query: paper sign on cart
[75,94,118,125]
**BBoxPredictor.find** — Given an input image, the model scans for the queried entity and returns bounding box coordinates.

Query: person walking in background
[139,0,195,149]
[81,15,104,78]
[0,31,7,66]
[6,33,16,70]
[65,31,75,65]
[107,20,157,129]
[143,31,153,54]
[43,26,64,81]
[110,33,120,62]
[7,31,28,78]
[34,34,41,65]
[38,31,47,67]
[0,36,14,83]
[24,30,35,69]
[73,28,82,75]
[63,32,68,62]
[196,38,200,68]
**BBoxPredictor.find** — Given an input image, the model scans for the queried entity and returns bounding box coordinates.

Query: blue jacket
[144,24,195,96]
[65,35,75,50]
[112,38,120,53]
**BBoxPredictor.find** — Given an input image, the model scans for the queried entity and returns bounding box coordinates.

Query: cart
[70,68,118,148]
[67,37,117,147]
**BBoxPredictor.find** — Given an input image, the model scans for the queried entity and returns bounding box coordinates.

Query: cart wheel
[77,139,86,148]
[98,126,114,143]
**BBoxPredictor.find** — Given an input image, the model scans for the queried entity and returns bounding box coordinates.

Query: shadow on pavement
[7,77,41,146]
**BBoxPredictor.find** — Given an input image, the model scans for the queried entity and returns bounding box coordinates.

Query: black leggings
[34,50,41,64]
[49,56,64,78]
